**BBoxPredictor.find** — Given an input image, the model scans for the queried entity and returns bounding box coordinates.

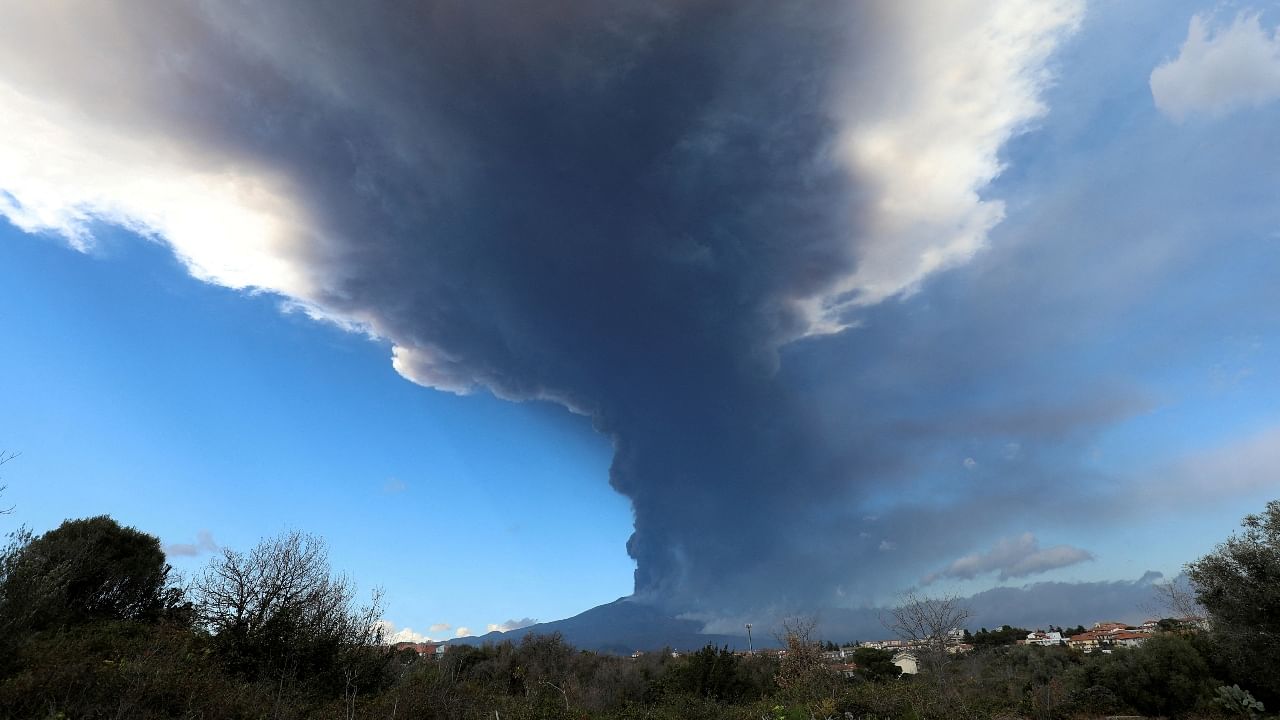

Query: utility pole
[745,623,753,653]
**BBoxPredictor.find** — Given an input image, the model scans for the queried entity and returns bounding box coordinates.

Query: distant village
[392,615,1210,678]
[836,615,1211,676]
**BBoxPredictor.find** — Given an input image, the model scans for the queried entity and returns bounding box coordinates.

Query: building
[392,641,445,659]
[831,662,860,679]
[1067,632,1101,651]
[1110,632,1149,648]
[1023,631,1066,646]
[1069,623,1149,652]
[892,651,918,675]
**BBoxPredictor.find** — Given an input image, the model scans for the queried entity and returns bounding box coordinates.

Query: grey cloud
[0,0,1086,614]
[923,533,1094,584]
[962,573,1166,631]
[701,573,1165,642]
[1138,424,1280,510]
[163,530,219,558]
[767,0,1280,604]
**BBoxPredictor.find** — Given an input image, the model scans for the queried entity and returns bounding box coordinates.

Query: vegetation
[882,591,970,688]
[191,530,386,702]
[0,516,180,646]
[970,625,1032,648]
[1187,499,1280,705]
[1,501,1278,718]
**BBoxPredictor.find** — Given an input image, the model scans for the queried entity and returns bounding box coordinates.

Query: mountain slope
[449,597,746,654]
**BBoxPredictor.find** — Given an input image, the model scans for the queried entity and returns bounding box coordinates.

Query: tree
[1094,633,1215,717]
[512,632,578,711]
[883,592,970,688]
[0,515,174,634]
[191,530,386,697]
[0,450,17,514]
[1150,573,1205,621]
[850,646,902,682]
[971,625,1030,648]
[1186,499,1280,701]
[773,615,839,711]
[669,645,734,701]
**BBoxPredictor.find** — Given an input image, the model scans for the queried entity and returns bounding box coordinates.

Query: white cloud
[0,3,365,369]
[485,617,538,633]
[923,532,1093,583]
[453,626,472,638]
[382,477,407,494]
[163,529,219,557]
[429,623,452,633]
[878,539,896,552]
[374,619,433,644]
[1151,11,1280,121]
[963,457,978,470]
[0,80,327,299]
[803,1,1083,331]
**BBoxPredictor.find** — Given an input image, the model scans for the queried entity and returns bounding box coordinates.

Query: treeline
[1,501,1279,719]
[966,624,1086,648]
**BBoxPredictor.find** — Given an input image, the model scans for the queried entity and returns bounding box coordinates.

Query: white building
[1024,631,1066,646]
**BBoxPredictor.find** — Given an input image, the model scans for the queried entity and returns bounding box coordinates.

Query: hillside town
[394,615,1211,678]
[844,616,1210,675]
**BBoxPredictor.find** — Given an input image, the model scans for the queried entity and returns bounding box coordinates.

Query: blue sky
[0,224,634,636]
[2,0,1280,638]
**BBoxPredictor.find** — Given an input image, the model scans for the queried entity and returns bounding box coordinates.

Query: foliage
[1091,633,1216,717]
[849,646,902,682]
[0,620,269,720]
[1060,683,1125,717]
[969,625,1030,648]
[667,645,760,702]
[1215,684,1266,719]
[0,516,177,637]
[772,616,840,708]
[1187,499,1280,702]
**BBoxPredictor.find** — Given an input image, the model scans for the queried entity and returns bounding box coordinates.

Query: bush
[1093,634,1217,717]
[0,517,178,642]
[0,621,269,720]
[1215,684,1265,719]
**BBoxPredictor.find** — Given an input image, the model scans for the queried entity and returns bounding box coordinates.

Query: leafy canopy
[0,515,172,633]
[1187,499,1280,701]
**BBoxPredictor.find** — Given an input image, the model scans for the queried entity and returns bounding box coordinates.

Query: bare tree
[1149,574,1205,620]
[191,530,385,700]
[773,615,840,712]
[0,450,18,515]
[883,591,971,688]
